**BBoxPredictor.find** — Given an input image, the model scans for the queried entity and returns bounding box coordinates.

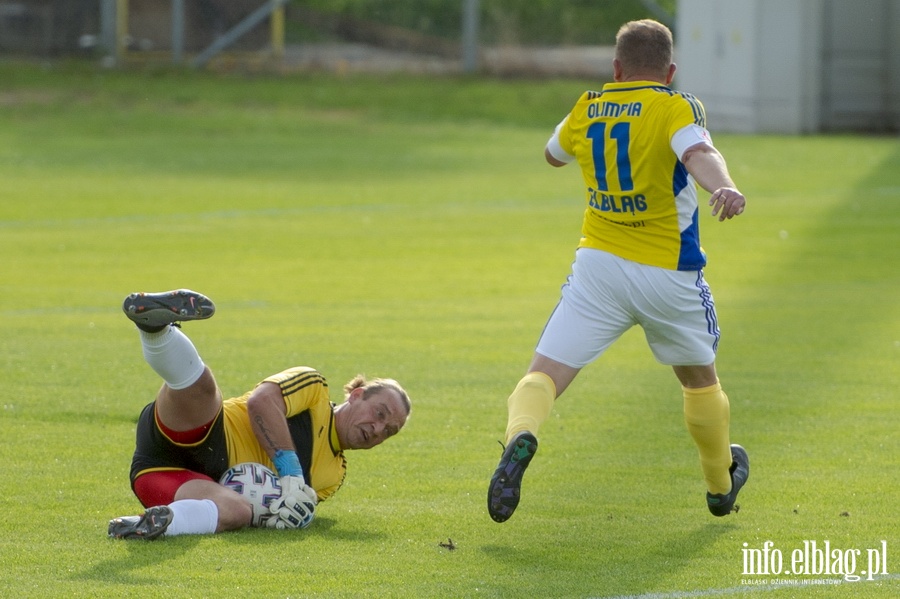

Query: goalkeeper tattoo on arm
[253,413,279,453]
[247,382,297,457]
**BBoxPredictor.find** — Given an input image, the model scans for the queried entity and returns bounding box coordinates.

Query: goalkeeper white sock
[165,499,218,536]
[140,326,206,390]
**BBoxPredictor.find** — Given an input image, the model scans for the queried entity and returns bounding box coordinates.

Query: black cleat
[707,444,750,517]
[108,505,173,540]
[123,289,215,332]
[487,431,538,523]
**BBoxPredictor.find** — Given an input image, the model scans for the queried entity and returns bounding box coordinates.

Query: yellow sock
[683,382,733,495]
[505,372,556,443]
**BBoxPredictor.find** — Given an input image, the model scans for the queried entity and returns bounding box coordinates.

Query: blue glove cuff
[273,450,303,478]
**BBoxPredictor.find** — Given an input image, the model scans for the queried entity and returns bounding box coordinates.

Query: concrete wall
[676,0,899,133]
[820,0,900,131]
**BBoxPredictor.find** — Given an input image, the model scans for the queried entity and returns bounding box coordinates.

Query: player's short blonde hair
[615,19,673,78]
[344,374,411,416]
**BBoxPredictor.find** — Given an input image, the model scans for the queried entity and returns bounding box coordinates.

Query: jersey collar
[603,80,671,92]
[329,405,342,454]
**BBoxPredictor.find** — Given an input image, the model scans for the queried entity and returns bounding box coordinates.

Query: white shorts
[535,248,720,367]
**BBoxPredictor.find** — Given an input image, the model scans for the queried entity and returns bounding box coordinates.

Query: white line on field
[593,574,900,599]
[594,587,775,599]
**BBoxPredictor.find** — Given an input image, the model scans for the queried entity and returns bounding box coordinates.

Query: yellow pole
[271,1,285,61]
[116,0,128,64]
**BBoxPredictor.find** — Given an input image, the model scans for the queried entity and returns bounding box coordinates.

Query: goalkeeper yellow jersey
[555,81,708,271]
[223,367,347,502]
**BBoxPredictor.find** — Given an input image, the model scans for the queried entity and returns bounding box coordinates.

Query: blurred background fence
[0,0,672,77]
[1,0,897,133]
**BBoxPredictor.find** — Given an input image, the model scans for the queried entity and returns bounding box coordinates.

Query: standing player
[109,289,411,539]
[487,19,749,523]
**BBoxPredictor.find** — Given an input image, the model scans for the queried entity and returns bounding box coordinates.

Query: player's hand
[709,187,746,221]
[267,475,317,529]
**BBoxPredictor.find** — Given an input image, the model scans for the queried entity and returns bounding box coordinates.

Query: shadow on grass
[73,536,202,586]
[72,517,389,586]
[720,138,900,512]
[480,519,737,594]
[206,517,390,545]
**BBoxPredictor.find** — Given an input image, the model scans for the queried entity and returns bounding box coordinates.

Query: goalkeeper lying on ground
[108,290,411,540]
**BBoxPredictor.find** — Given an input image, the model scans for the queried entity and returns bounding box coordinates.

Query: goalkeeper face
[334,386,410,450]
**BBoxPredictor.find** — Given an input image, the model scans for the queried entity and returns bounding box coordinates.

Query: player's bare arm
[544,115,573,168]
[544,147,568,167]
[681,142,746,221]
[247,382,295,456]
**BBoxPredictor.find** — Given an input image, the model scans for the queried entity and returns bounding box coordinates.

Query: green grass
[0,61,897,598]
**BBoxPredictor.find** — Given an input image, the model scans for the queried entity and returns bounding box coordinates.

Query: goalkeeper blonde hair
[344,375,411,416]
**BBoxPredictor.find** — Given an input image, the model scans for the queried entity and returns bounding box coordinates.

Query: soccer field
[0,62,897,598]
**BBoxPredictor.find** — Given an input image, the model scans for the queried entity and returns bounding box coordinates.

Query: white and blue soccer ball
[219,462,281,527]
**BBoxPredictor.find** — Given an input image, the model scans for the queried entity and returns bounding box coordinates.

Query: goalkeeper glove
[267,475,317,529]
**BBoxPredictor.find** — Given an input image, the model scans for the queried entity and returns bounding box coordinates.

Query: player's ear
[613,58,624,81]
[347,387,366,403]
[666,63,677,85]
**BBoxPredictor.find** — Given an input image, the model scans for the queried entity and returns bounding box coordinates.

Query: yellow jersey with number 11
[555,81,709,271]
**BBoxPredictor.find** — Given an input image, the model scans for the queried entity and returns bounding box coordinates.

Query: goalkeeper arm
[247,382,319,529]
[247,382,305,473]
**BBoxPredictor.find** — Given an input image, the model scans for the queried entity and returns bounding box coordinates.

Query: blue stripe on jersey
[674,149,706,270]
[673,160,689,197]
[694,270,720,353]
[678,92,706,127]
[678,209,707,271]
